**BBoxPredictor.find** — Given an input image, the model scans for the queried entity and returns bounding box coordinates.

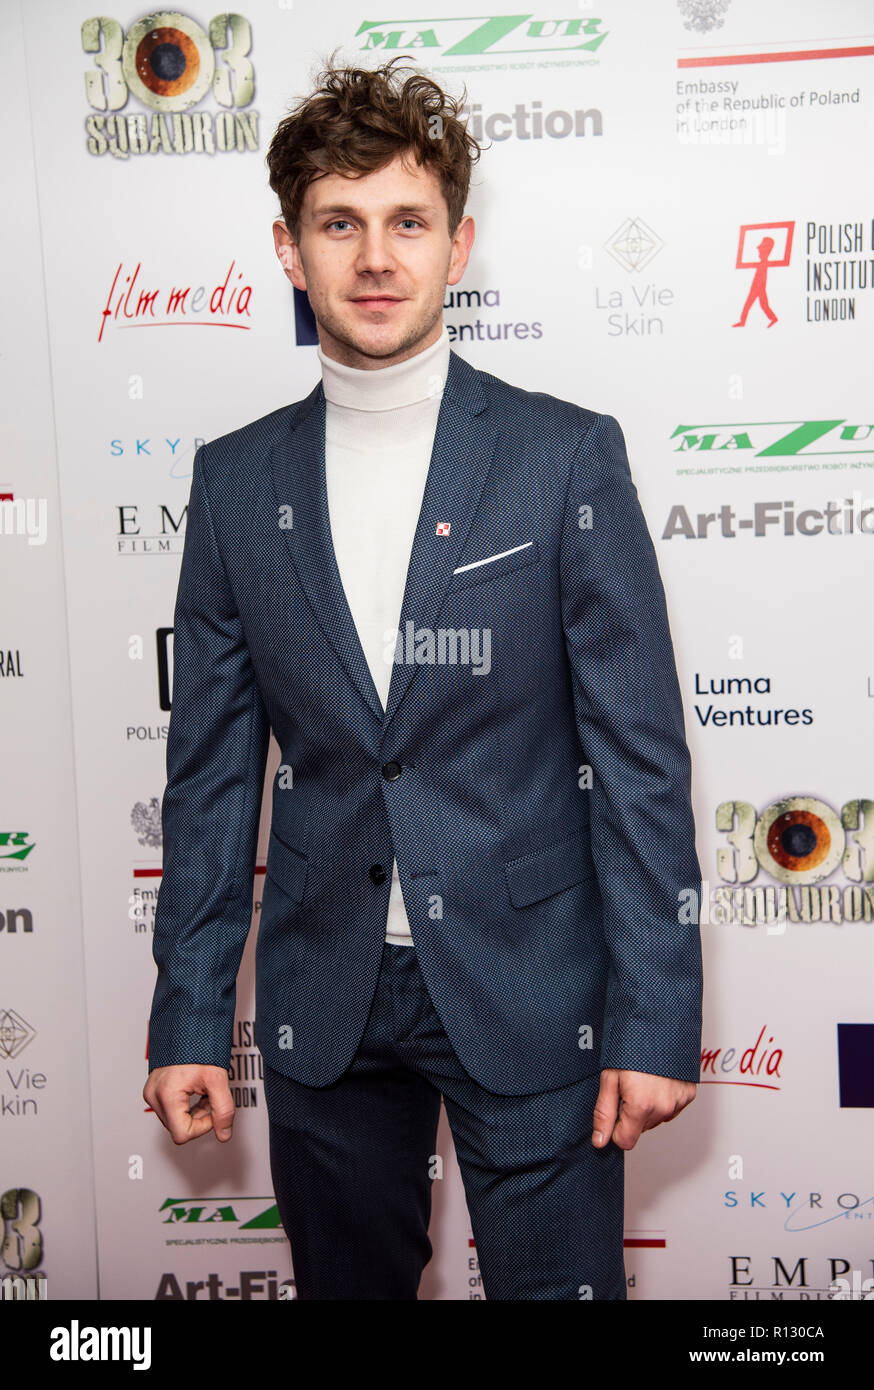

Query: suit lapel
[271,381,384,724]
[271,347,500,734]
[381,354,499,728]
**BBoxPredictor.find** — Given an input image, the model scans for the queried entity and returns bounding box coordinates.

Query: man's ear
[273,219,307,291]
[273,220,295,274]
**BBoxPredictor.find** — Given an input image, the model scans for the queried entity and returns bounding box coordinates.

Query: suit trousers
[264,941,627,1300]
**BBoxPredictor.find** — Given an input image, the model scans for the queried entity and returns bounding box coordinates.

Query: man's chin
[336,319,414,358]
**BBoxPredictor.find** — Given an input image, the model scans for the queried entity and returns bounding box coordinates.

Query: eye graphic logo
[124,15,214,111]
[754,796,843,882]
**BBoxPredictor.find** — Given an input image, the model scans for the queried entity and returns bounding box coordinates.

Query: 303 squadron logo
[82,11,258,158]
[701,795,874,928]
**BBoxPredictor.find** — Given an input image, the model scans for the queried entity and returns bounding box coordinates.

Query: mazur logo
[355,13,609,59]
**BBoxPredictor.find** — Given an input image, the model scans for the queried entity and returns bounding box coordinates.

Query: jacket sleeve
[147,442,271,1071]
[559,412,703,1082]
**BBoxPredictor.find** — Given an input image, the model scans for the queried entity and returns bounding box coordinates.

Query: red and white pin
[435,521,451,536]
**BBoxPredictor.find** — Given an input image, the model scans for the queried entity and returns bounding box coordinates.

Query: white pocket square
[453,540,534,575]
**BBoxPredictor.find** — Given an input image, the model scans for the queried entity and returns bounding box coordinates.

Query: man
[144,55,703,1301]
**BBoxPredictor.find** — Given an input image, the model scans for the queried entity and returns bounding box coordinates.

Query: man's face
[273,150,474,368]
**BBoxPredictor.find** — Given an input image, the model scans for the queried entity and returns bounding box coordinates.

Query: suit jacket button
[382,760,402,781]
[369,864,387,884]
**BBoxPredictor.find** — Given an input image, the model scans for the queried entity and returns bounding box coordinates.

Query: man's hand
[143,1065,235,1145]
[591,1069,695,1151]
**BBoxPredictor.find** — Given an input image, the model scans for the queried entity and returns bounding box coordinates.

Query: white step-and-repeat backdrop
[2,0,872,1300]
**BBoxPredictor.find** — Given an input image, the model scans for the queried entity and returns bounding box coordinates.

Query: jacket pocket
[264,827,308,903]
[448,537,541,592]
[504,828,596,908]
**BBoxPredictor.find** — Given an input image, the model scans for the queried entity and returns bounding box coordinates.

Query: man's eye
[325,219,422,232]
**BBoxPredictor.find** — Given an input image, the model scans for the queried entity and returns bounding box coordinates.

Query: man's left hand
[591,1069,696,1150]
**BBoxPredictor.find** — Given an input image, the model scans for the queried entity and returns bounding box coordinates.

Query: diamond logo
[604,217,664,273]
[0,1008,36,1060]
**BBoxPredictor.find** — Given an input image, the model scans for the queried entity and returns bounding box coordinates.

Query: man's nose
[355,227,398,274]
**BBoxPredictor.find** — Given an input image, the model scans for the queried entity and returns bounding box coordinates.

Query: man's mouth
[351,296,404,308]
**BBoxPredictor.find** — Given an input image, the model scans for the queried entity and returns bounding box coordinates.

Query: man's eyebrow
[309,202,438,218]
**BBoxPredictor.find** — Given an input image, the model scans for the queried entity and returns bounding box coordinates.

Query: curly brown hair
[266,51,482,243]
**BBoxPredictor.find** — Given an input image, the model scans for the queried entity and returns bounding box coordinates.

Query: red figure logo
[733,221,794,328]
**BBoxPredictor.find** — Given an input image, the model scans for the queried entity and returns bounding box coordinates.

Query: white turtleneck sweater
[317,325,451,947]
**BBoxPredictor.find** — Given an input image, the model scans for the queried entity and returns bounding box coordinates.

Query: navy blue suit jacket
[148,347,703,1095]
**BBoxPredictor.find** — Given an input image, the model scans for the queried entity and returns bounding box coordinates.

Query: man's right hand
[143,1065,235,1145]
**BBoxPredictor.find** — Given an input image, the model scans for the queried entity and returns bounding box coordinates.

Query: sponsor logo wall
[2,0,871,1299]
